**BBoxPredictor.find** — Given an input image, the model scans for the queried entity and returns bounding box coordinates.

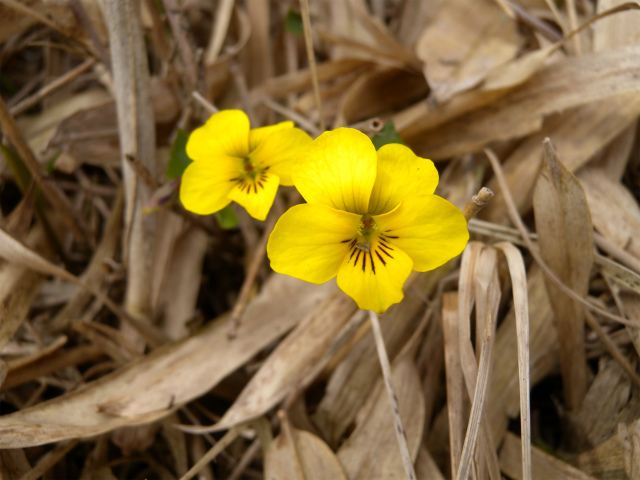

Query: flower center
[242,157,260,179]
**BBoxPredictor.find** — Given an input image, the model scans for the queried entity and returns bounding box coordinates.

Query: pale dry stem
[300,0,325,132]
[369,310,417,480]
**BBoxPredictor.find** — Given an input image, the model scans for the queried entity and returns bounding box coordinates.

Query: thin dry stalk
[179,427,240,480]
[261,96,321,137]
[19,439,79,480]
[566,0,582,55]
[0,96,88,243]
[10,57,96,116]
[205,0,235,65]
[0,0,68,35]
[583,310,640,388]
[68,0,110,66]
[368,310,417,480]
[161,0,197,91]
[191,91,219,116]
[484,147,637,328]
[227,213,279,338]
[299,0,325,131]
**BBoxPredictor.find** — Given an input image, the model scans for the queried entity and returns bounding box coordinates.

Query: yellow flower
[180,110,312,221]
[267,128,469,313]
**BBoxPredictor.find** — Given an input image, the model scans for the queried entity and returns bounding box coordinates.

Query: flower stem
[368,310,417,480]
[462,187,494,222]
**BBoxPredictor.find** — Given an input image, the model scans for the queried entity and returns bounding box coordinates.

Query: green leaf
[371,121,403,150]
[167,129,193,179]
[215,205,239,230]
[285,9,304,36]
[0,143,32,193]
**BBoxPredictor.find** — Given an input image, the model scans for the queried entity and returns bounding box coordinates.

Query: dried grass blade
[103,0,157,322]
[494,242,531,480]
[442,292,466,479]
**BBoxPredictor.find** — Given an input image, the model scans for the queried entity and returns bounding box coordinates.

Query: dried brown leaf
[264,413,347,480]
[0,274,333,448]
[533,139,593,412]
[336,354,424,479]
[405,43,640,159]
[192,287,357,433]
[500,432,597,480]
[415,0,521,103]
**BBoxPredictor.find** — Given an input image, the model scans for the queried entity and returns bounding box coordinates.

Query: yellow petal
[293,128,376,214]
[368,143,439,215]
[373,195,469,272]
[337,239,413,313]
[186,110,250,160]
[227,171,280,221]
[179,156,239,215]
[249,121,294,152]
[267,204,362,284]
[251,127,312,186]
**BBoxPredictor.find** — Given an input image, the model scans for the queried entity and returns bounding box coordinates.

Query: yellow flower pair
[180,110,469,313]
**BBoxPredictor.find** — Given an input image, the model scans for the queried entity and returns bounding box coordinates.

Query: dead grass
[1,0,640,478]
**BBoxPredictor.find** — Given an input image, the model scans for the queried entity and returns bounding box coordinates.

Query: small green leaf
[167,129,193,179]
[0,143,31,193]
[45,151,62,174]
[215,205,239,230]
[372,121,403,150]
[285,9,304,36]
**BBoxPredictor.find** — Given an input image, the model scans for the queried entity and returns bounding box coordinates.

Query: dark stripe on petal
[258,181,264,189]
[340,238,352,243]
[369,251,375,274]
[378,244,393,255]
[253,183,258,194]
[349,247,357,260]
[382,233,399,239]
[362,252,367,272]
[375,250,386,266]
[354,249,362,266]
[380,247,394,259]
[378,238,394,249]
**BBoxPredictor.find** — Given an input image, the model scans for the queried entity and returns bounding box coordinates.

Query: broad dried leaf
[0,274,334,447]
[199,288,358,432]
[312,270,448,447]
[579,168,640,261]
[415,0,521,103]
[533,140,593,412]
[264,415,348,480]
[405,43,640,159]
[337,354,424,479]
[500,432,598,480]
